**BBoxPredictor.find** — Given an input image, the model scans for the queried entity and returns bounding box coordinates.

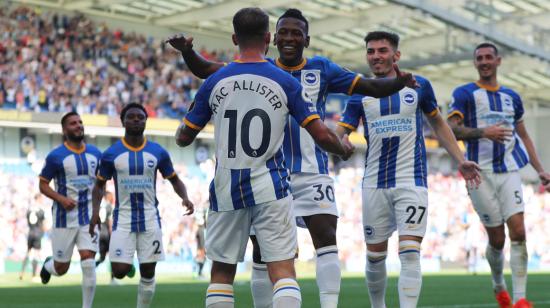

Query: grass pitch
[1,272,549,307]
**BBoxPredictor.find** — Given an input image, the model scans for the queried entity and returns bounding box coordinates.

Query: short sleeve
[325,59,361,95]
[91,147,102,175]
[448,87,469,120]
[418,78,438,116]
[157,148,176,179]
[512,92,524,122]
[97,152,115,181]
[338,95,364,131]
[287,80,320,127]
[39,153,58,181]
[183,83,212,130]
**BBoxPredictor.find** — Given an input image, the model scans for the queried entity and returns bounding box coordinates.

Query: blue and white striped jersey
[184,60,320,212]
[338,76,438,189]
[270,56,360,175]
[448,82,528,173]
[97,138,176,232]
[39,142,101,228]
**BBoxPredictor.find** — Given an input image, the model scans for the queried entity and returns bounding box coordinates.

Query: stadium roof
[13,0,550,109]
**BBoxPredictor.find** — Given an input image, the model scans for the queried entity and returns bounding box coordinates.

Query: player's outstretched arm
[165,34,224,79]
[353,64,418,98]
[515,121,550,192]
[168,175,194,215]
[175,122,200,147]
[39,178,77,211]
[336,125,353,139]
[304,119,355,160]
[428,112,481,188]
[89,178,106,237]
[448,115,512,143]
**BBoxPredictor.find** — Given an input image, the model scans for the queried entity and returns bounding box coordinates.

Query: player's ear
[273,33,277,46]
[231,34,238,46]
[264,32,271,46]
[393,50,401,62]
[496,55,501,66]
[304,35,310,48]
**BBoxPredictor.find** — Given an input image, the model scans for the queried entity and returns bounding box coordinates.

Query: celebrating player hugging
[25,3,550,308]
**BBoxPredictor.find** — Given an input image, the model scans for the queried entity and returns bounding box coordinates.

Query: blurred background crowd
[2,4,550,276]
[2,161,549,274]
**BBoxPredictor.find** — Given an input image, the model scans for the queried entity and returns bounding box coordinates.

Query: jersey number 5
[224,109,271,158]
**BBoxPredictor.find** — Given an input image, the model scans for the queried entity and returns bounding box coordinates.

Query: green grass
[1,272,549,307]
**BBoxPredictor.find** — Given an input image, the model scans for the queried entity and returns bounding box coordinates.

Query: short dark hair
[120,102,147,123]
[61,111,80,128]
[364,31,400,49]
[233,7,269,44]
[474,42,498,56]
[277,8,309,34]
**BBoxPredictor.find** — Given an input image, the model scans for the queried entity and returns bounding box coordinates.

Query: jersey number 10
[224,109,271,158]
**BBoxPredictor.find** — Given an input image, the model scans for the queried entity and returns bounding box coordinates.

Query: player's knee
[489,237,505,250]
[79,250,95,260]
[311,229,337,249]
[139,264,156,279]
[111,263,131,279]
[267,260,296,283]
[112,271,126,279]
[54,262,70,275]
[509,227,526,242]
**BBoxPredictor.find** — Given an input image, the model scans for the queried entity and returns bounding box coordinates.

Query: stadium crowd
[0,6,238,118]
[2,162,549,273]
[1,3,549,275]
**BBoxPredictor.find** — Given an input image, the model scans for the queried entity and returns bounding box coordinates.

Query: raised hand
[341,134,355,161]
[165,34,194,54]
[393,63,419,88]
[482,122,513,144]
[459,160,482,189]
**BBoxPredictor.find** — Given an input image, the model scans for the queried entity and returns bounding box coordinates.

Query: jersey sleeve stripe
[183,118,203,131]
[164,172,177,179]
[347,75,361,95]
[337,122,357,131]
[427,109,439,117]
[300,114,321,127]
[447,110,464,119]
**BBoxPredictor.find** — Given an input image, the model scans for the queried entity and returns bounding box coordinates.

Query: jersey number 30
[225,109,271,158]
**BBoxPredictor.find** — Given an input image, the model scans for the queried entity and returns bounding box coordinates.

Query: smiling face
[366,39,400,78]
[122,107,147,136]
[474,46,501,81]
[62,114,84,142]
[274,17,310,65]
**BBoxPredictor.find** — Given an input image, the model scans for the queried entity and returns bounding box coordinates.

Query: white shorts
[468,170,524,227]
[362,187,428,244]
[206,196,297,264]
[109,228,165,264]
[51,225,99,262]
[291,173,338,228]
